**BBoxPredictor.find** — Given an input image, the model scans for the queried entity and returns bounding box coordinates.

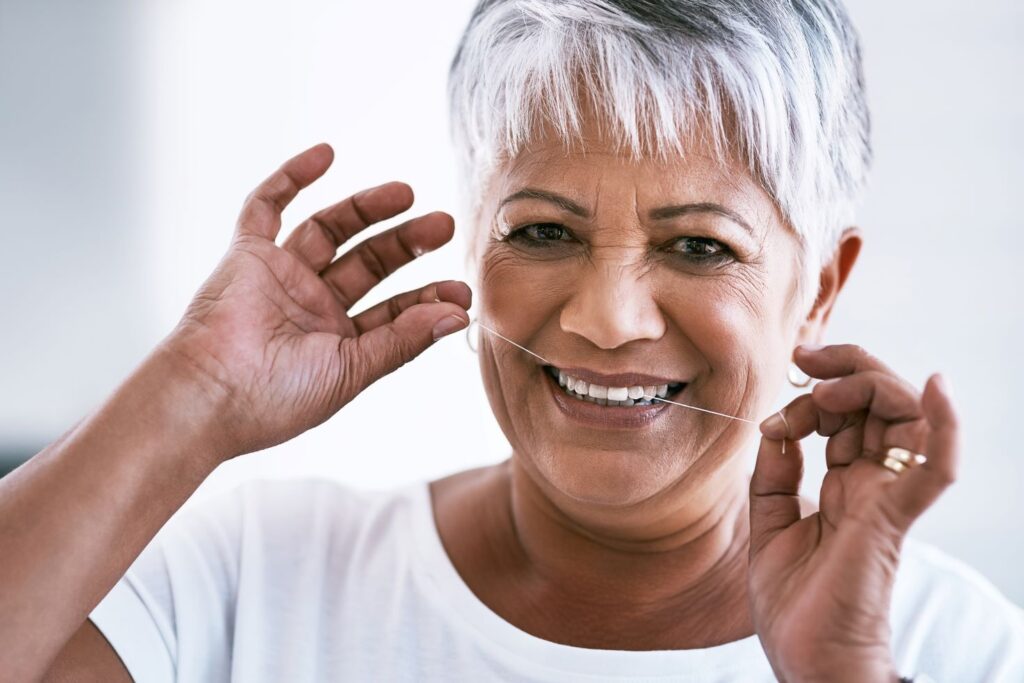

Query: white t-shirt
[90,478,1024,682]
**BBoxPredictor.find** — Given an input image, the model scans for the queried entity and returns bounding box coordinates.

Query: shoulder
[891,538,1024,681]
[142,476,426,582]
[194,476,421,548]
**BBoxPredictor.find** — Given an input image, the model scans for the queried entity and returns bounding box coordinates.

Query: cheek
[659,267,795,417]
[476,247,573,444]
[671,259,806,417]
[478,246,574,334]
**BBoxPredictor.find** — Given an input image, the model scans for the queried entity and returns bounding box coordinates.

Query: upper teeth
[557,369,670,404]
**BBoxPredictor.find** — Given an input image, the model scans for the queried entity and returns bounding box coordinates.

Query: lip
[553,366,684,388]
[543,367,676,429]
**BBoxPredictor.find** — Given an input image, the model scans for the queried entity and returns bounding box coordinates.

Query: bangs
[449,0,871,281]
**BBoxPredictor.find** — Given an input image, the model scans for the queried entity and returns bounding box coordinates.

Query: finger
[236,143,334,241]
[822,416,867,468]
[281,181,415,271]
[761,394,825,441]
[760,393,852,443]
[811,371,921,422]
[749,435,806,559]
[321,211,455,309]
[793,343,895,380]
[764,372,924,470]
[883,374,959,529]
[812,370,928,463]
[340,303,470,394]
[352,280,472,334]
[761,394,866,469]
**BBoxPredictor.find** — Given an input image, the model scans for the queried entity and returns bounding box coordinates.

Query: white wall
[1,0,1020,604]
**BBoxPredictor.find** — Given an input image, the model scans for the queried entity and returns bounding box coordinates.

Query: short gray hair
[448,0,871,299]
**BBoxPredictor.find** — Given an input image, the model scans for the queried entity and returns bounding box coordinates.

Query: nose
[559,257,666,350]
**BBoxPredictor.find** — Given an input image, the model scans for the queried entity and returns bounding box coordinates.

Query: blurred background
[1,0,1021,604]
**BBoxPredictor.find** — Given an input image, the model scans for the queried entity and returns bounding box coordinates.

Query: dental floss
[640,394,757,425]
[776,410,791,454]
[475,321,557,366]
[473,320,758,426]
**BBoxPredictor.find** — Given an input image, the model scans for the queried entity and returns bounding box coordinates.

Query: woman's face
[476,123,812,507]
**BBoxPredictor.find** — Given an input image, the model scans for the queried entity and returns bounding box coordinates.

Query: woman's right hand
[163,143,472,460]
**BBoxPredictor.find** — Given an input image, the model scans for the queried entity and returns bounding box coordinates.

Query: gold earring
[787,363,812,388]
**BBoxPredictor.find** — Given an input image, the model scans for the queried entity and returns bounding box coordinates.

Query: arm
[41,621,132,683]
[0,345,225,682]
[0,143,471,682]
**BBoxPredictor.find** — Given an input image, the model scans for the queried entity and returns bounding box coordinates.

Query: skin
[434,129,803,649]
[430,124,958,682]
[0,140,958,683]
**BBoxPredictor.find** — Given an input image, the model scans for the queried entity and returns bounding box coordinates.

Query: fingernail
[934,373,952,397]
[412,244,431,258]
[797,344,824,354]
[817,377,840,388]
[760,412,786,438]
[432,314,468,340]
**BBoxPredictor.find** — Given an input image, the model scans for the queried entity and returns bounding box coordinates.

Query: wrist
[140,338,242,469]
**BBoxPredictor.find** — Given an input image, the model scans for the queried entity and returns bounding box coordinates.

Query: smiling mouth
[543,366,686,407]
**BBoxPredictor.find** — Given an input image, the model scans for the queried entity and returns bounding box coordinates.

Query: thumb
[341,302,469,394]
[749,433,805,559]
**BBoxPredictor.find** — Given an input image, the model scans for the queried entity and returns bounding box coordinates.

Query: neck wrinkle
[505,455,752,606]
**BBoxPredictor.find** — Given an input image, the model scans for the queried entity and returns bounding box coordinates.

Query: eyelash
[504,223,736,264]
[506,223,574,246]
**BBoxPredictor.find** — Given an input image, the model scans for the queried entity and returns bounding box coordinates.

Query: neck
[499,455,755,649]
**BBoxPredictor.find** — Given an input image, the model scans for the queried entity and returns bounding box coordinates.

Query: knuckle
[844,343,870,362]
[381,326,415,367]
[272,169,300,199]
[394,229,419,261]
[348,194,373,228]
[834,343,874,367]
[335,339,365,397]
[310,214,342,247]
[386,295,405,322]
[356,244,390,281]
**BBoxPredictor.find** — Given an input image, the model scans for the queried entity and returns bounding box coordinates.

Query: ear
[797,227,862,346]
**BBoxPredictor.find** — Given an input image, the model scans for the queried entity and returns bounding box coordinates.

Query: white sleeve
[89,482,247,683]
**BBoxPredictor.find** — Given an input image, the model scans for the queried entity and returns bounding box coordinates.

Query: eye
[506,223,575,245]
[668,236,732,261]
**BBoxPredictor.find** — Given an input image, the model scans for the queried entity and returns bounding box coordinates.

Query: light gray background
[1,0,1021,604]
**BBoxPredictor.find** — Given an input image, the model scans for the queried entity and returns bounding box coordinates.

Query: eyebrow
[648,202,756,235]
[499,188,590,217]
[499,188,755,235]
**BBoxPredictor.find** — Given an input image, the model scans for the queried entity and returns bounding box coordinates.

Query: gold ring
[878,446,927,474]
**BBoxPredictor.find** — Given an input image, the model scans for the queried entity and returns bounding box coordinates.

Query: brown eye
[671,236,728,258]
[521,224,571,241]
[505,223,576,248]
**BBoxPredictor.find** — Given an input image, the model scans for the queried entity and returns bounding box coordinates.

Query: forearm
[0,342,230,681]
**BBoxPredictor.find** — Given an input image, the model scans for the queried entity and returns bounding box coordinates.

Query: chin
[530,444,687,508]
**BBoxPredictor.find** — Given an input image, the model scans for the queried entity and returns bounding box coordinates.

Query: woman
[2,0,1022,681]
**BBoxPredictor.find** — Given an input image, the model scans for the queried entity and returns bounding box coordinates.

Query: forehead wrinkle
[495,132,780,242]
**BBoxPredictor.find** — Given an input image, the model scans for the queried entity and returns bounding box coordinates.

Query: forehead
[483,141,778,242]
[489,120,779,226]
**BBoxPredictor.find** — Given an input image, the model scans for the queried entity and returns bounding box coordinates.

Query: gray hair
[448,0,871,304]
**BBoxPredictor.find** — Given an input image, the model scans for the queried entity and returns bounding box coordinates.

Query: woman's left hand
[747,344,959,683]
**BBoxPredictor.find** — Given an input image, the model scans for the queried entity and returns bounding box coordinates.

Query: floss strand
[473,320,758,426]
